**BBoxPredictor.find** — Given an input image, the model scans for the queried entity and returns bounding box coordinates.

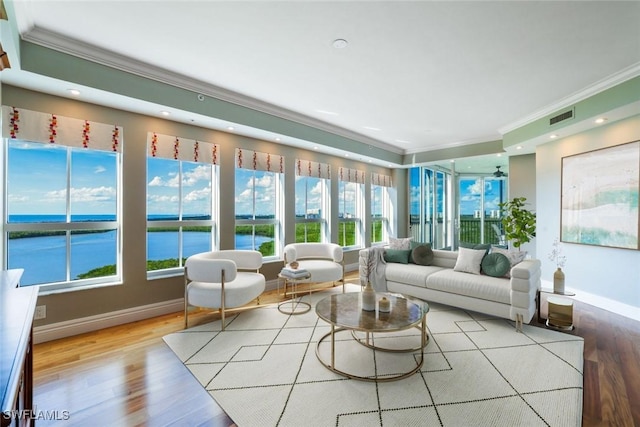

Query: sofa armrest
[510,259,542,291]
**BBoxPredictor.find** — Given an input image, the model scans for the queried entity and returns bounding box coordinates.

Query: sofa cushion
[385,263,444,288]
[453,247,486,275]
[481,253,511,277]
[389,237,413,250]
[384,249,411,264]
[460,242,491,253]
[490,247,527,277]
[426,269,511,304]
[411,244,434,265]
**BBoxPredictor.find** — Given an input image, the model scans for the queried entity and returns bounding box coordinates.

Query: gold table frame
[315,292,429,382]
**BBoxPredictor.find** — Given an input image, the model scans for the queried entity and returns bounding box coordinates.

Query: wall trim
[567,286,640,323]
[32,263,373,343]
[33,298,184,344]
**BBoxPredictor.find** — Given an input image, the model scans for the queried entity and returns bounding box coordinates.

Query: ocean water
[7,215,272,286]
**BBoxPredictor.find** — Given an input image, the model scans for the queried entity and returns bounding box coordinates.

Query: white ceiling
[2,0,640,172]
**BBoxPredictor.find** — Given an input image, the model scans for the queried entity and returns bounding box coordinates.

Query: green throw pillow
[481,253,511,277]
[384,249,411,264]
[411,244,434,265]
[459,242,491,253]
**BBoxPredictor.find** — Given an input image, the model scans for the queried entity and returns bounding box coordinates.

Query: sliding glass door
[409,167,453,249]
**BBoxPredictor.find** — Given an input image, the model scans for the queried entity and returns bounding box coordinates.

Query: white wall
[536,115,640,319]
[508,154,537,257]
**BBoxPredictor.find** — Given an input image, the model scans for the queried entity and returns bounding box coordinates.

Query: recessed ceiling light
[595,117,608,124]
[450,160,455,163]
[516,146,523,150]
[160,111,170,116]
[275,137,281,142]
[368,159,372,163]
[332,39,348,49]
[345,153,350,157]
[68,89,80,96]
[313,146,319,150]
[227,126,234,131]
[550,134,558,139]
[497,153,502,157]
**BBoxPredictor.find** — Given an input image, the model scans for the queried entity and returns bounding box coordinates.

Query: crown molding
[21,26,403,155]
[498,62,640,135]
[403,133,503,156]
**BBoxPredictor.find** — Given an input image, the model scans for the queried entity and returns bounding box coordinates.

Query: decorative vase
[553,267,565,294]
[362,281,376,311]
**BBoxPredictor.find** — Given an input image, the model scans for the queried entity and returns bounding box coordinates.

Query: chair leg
[220,270,226,331]
[184,270,189,329]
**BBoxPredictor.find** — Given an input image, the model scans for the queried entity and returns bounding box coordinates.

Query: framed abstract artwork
[561,140,640,250]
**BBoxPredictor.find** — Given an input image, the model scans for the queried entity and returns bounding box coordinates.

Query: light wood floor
[33,273,640,426]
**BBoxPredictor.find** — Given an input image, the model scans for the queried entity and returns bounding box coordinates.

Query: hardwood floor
[33,274,640,426]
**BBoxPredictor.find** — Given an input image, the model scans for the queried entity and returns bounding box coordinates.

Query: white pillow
[490,247,527,277]
[453,247,486,275]
[389,237,413,250]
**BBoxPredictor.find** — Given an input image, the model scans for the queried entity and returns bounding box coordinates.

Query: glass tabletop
[315,292,428,333]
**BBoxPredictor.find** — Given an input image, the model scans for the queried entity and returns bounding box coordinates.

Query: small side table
[537,288,575,331]
[546,296,574,331]
[278,273,312,315]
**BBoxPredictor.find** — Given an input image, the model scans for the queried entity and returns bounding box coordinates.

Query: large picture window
[295,159,330,243]
[371,173,392,245]
[3,106,122,289]
[235,148,284,257]
[146,133,218,275]
[338,167,364,248]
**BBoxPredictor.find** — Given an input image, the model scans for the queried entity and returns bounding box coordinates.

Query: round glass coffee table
[315,292,429,382]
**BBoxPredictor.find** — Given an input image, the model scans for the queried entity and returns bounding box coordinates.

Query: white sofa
[358,247,541,331]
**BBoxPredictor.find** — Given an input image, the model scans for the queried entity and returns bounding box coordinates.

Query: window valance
[296,158,330,179]
[147,132,218,164]
[338,166,365,184]
[2,106,123,152]
[236,148,284,173]
[372,172,392,187]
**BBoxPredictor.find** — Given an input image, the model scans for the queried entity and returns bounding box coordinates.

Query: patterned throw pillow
[490,247,527,277]
[389,237,413,250]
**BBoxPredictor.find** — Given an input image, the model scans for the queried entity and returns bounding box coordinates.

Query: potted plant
[498,197,536,250]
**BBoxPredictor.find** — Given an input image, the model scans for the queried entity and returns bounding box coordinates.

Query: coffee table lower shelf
[315,323,428,382]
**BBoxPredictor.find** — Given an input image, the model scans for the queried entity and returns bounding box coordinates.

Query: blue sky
[8,141,117,216]
[147,157,212,218]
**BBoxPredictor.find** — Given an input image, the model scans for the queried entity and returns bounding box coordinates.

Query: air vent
[550,108,574,126]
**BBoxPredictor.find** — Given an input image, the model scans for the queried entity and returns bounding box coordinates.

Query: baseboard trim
[569,287,640,322]
[34,264,364,343]
[33,298,184,344]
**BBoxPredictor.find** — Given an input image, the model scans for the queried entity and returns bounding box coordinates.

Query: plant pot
[553,267,565,294]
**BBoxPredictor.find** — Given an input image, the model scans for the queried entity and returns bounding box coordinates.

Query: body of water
[8,226,272,286]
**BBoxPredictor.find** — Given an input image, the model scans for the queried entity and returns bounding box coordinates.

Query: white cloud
[94,165,106,174]
[44,186,116,202]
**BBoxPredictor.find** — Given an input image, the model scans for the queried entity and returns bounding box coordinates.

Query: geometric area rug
[163,284,584,427]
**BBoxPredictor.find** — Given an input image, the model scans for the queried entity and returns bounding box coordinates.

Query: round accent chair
[282,243,344,296]
[184,250,265,330]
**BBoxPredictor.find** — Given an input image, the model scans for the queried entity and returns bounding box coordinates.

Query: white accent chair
[184,250,265,330]
[282,243,344,296]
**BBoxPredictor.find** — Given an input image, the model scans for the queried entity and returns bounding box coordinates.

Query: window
[371,173,392,245]
[295,159,330,243]
[146,133,218,276]
[338,167,364,248]
[235,148,284,258]
[409,167,453,249]
[459,176,507,245]
[3,106,122,290]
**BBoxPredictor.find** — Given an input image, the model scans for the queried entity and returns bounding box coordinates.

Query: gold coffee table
[315,292,429,382]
